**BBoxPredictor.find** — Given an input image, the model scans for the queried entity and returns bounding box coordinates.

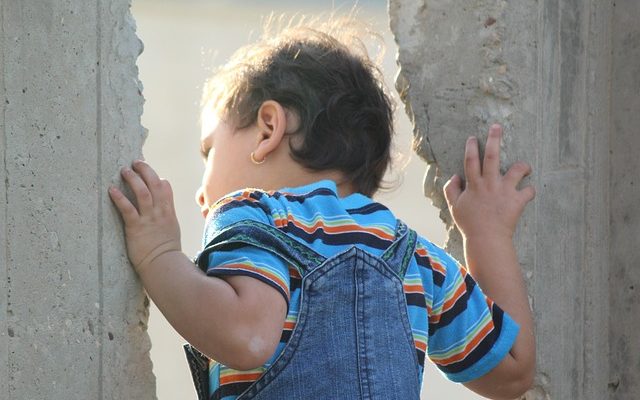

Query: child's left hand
[108,159,182,276]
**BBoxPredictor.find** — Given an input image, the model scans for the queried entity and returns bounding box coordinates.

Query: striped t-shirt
[199,179,519,399]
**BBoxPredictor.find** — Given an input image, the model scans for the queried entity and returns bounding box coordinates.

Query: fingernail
[468,136,476,142]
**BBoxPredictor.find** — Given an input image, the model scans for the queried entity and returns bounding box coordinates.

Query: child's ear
[253,100,287,162]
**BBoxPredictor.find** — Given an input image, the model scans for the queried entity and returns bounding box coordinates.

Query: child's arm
[108,160,286,371]
[442,124,536,399]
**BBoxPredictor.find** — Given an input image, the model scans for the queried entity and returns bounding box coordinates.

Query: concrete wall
[610,2,640,399]
[389,0,639,399]
[0,1,155,399]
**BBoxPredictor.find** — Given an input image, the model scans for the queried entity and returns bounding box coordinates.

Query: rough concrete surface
[609,2,640,399]
[0,1,155,399]
[389,0,638,399]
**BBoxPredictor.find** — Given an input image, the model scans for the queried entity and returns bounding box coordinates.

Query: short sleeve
[199,189,291,312]
[419,239,520,383]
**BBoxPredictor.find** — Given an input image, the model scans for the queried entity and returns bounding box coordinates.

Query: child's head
[196,11,396,213]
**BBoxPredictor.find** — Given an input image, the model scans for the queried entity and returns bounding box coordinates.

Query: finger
[121,167,153,214]
[443,174,462,207]
[108,186,140,222]
[132,160,163,199]
[482,124,502,180]
[464,136,482,187]
[158,179,176,211]
[518,185,536,204]
[504,161,532,188]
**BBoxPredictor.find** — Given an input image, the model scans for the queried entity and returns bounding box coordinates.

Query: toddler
[108,12,535,400]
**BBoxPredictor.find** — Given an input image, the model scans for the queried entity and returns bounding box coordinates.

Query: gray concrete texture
[389,0,639,399]
[0,1,155,399]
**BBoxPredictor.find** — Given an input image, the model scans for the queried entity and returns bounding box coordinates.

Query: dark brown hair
[200,10,396,197]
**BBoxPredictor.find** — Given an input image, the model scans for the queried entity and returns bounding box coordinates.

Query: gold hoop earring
[250,152,266,165]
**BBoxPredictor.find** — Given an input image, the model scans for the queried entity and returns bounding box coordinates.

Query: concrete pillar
[0,1,155,399]
[609,2,640,399]
[389,1,639,399]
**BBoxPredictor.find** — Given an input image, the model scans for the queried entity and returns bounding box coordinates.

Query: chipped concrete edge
[100,0,156,398]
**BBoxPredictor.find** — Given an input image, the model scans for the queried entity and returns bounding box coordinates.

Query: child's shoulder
[204,179,390,242]
[209,179,371,221]
[202,187,275,244]
[206,180,334,218]
[204,180,447,260]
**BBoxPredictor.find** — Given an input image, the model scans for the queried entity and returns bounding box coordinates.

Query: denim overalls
[183,218,422,400]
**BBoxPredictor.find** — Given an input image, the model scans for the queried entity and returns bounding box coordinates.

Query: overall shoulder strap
[194,219,326,275]
[381,219,418,278]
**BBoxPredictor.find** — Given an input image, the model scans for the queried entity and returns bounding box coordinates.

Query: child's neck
[274,170,356,198]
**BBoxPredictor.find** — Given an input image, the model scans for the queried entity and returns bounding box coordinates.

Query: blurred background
[131,1,481,398]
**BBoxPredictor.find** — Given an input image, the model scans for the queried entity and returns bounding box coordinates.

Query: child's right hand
[443,124,536,241]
